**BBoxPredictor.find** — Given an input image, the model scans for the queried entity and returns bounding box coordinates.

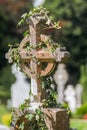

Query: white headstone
[76,83,83,108]
[0,125,9,130]
[54,64,68,103]
[64,84,76,112]
[7,99,12,108]
[11,64,30,107]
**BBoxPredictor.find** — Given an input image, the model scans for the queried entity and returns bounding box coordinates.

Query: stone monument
[76,83,83,108]
[6,7,70,130]
[0,125,9,130]
[64,84,76,113]
[11,64,30,107]
[54,63,68,103]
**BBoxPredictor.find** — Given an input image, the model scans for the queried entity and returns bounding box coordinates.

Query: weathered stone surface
[43,108,69,130]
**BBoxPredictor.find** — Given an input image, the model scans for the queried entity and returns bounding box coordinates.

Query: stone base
[43,108,69,130]
[10,108,69,130]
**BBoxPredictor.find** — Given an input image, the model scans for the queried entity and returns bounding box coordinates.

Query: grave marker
[19,14,70,102]
[6,7,70,130]
[76,83,83,108]
[54,63,68,103]
[11,64,30,107]
[64,84,76,112]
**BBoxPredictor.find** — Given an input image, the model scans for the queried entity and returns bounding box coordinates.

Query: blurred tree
[0,0,33,68]
[0,0,33,103]
[43,0,87,83]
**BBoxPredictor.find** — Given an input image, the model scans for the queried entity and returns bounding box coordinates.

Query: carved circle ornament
[19,34,56,78]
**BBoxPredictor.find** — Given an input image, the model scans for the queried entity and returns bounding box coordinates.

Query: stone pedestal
[10,108,69,130]
[43,108,69,130]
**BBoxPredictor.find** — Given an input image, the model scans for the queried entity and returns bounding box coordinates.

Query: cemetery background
[0,0,87,129]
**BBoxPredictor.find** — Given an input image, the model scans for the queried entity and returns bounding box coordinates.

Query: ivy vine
[11,99,48,130]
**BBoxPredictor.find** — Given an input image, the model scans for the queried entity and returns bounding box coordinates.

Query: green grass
[0,105,10,124]
[70,119,87,130]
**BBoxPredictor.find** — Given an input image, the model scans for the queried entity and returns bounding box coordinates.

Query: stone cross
[6,10,70,130]
[19,13,70,102]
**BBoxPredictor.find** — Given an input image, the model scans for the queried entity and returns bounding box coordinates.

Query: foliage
[0,105,10,124]
[79,66,87,103]
[0,1,33,103]
[42,76,61,108]
[17,6,49,27]
[0,0,33,68]
[11,99,48,130]
[5,44,20,65]
[0,65,16,103]
[0,7,18,69]
[70,119,87,130]
[2,114,11,127]
[43,0,87,81]
[72,103,87,119]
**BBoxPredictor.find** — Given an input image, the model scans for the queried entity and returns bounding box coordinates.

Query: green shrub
[79,66,87,103]
[75,103,87,118]
[0,105,10,124]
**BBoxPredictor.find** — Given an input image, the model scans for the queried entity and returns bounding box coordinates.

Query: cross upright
[19,15,53,102]
[19,13,70,102]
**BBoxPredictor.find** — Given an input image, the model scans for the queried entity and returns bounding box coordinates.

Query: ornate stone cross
[6,9,70,130]
[19,13,70,102]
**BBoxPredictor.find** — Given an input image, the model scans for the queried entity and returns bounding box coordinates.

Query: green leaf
[21,13,28,19]
[35,115,39,121]
[19,103,26,110]
[23,30,29,37]
[26,113,34,120]
[17,19,25,27]
[19,122,24,130]
[36,109,41,115]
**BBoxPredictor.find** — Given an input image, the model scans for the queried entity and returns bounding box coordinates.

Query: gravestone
[76,83,83,108]
[19,12,70,129]
[7,99,12,108]
[0,125,9,130]
[11,64,30,107]
[54,63,68,103]
[64,85,76,112]
[6,7,70,130]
